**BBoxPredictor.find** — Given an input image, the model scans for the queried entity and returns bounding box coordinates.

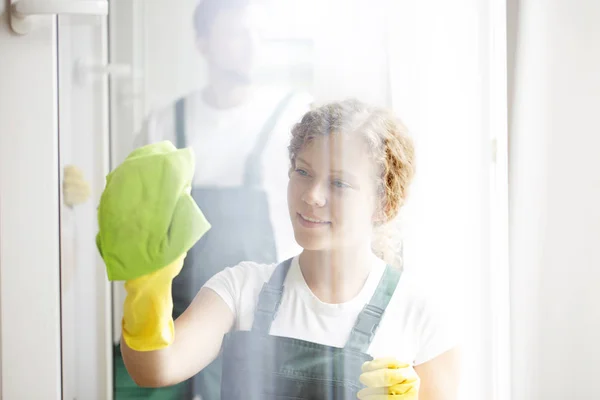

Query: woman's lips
[297,213,331,228]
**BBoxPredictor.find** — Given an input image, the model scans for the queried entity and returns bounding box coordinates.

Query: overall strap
[251,258,294,334]
[345,265,402,353]
[174,98,186,148]
[243,91,296,187]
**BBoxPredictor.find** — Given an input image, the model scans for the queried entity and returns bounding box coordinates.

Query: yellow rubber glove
[62,165,91,207]
[358,358,420,400]
[121,253,185,352]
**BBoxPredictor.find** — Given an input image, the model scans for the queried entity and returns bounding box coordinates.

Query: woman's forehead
[298,135,374,173]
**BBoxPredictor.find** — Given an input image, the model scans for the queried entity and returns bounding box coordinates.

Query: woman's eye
[295,168,309,176]
[332,180,351,189]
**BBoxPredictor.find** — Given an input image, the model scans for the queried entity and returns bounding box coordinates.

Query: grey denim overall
[220,258,402,399]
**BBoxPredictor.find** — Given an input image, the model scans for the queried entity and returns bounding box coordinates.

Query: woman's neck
[298,245,378,304]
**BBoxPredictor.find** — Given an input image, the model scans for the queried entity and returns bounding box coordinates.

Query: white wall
[509,0,600,398]
[0,4,62,399]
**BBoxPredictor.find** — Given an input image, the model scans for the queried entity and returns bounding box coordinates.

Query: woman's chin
[293,231,329,252]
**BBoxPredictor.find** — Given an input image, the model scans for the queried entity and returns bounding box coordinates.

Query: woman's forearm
[121,338,176,387]
[120,287,235,388]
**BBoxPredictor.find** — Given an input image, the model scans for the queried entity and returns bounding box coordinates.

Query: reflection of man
[129,0,311,399]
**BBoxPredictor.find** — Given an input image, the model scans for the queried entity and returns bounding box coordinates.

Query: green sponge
[96,140,210,281]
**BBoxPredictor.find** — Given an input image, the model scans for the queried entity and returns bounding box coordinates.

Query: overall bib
[220,258,402,399]
[171,94,294,400]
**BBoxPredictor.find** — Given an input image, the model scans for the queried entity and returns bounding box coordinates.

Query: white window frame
[0,11,62,399]
[487,1,512,399]
[0,3,113,398]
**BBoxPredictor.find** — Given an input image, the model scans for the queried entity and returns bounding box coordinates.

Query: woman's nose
[301,182,327,207]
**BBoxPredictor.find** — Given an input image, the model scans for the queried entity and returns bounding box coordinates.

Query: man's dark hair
[193,0,251,37]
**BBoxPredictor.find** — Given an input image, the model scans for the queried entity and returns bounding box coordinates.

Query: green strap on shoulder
[345,265,402,352]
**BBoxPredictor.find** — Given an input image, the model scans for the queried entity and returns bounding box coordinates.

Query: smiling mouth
[298,213,331,224]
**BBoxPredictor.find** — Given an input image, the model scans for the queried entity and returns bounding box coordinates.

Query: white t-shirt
[204,256,460,366]
[133,86,312,262]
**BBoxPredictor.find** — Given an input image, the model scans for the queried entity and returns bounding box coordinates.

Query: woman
[118,99,461,399]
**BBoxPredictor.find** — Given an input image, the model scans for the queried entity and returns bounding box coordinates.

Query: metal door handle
[10,0,109,35]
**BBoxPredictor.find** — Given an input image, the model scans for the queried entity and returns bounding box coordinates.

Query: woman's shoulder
[219,260,280,286]
[392,268,458,314]
[202,260,283,319]
[386,268,462,364]
[391,268,429,301]
[205,257,297,296]
[383,267,460,334]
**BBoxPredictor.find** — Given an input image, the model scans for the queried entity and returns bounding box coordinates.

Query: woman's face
[288,134,380,252]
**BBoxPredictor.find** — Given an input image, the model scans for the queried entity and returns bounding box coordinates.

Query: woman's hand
[358,358,419,399]
[121,253,186,352]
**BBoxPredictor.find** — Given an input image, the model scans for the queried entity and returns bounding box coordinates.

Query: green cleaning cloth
[96,140,211,281]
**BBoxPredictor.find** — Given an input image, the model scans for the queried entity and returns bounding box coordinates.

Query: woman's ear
[372,201,388,226]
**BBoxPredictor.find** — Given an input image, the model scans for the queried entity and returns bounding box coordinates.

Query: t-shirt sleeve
[202,262,276,330]
[202,264,246,319]
[413,290,462,365]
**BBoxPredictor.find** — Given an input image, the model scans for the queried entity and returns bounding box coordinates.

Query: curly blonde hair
[288,99,415,267]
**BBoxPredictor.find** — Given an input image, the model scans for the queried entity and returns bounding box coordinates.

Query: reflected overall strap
[242,91,296,187]
[174,98,186,148]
